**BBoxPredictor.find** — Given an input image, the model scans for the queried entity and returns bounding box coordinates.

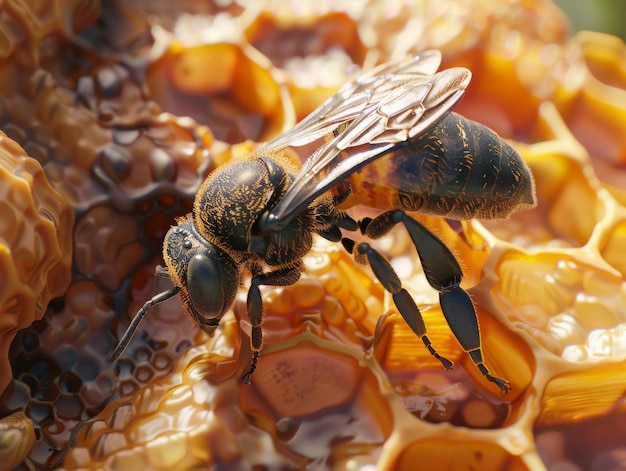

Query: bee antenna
[110,286,181,363]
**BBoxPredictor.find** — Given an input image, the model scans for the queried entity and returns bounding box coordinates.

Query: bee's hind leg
[348,210,510,394]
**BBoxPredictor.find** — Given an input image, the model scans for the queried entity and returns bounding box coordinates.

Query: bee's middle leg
[342,237,453,371]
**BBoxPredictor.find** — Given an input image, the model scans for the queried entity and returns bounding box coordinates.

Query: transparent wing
[262,50,445,152]
[262,53,472,231]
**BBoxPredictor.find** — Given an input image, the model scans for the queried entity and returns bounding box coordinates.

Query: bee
[111,50,535,393]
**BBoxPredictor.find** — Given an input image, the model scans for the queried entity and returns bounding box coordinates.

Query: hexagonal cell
[539,362,626,426]
[118,379,140,398]
[391,438,533,471]
[0,379,32,412]
[134,365,155,383]
[54,393,85,421]
[536,408,626,471]
[237,334,398,466]
[245,11,366,68]
[26,401,56,426]
[58,371,83,395]
[373,308,529,422]
[146,40,291,143]
[243,340,365,417]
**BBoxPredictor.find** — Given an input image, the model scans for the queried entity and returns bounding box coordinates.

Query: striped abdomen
[341,112,536,220]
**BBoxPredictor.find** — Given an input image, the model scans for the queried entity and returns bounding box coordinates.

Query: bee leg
[445,219,486,250]
[318,225,343,242]
[361,210,511,394]
[342,238,453,371]
[317,215,358,241]
[241,265,302,384]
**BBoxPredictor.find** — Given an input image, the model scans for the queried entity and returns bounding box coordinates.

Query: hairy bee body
[111,51,536,392]
[340,112,535,219]
[193,156,325,268]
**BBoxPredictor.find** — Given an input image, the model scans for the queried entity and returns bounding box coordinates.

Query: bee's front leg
[241,265,302,384]
[353,210,511,394]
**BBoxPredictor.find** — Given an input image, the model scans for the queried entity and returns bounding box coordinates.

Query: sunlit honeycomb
[0,0,625,470]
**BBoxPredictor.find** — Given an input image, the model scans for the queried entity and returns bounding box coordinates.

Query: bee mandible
[111,50,536,393]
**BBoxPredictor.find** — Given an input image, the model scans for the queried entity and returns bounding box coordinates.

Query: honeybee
[111,50,535,393]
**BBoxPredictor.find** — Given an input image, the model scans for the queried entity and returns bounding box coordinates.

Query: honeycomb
[0,132,73,394]
[0,0,625,470]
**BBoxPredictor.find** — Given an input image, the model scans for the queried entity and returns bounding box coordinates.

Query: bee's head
[163,219,239,331]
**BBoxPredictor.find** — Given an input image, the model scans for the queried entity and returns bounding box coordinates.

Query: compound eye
[187,253,227,319]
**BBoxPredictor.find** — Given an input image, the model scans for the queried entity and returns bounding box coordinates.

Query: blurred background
[554,0,626,40]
